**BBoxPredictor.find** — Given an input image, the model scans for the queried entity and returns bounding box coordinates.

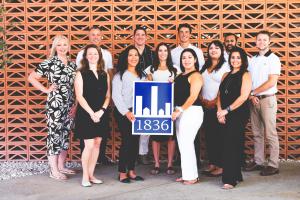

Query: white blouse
[145,66,178,81]
[201,62,230,101]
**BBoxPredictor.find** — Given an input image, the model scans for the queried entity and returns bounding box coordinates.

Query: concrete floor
[0,161,299,200]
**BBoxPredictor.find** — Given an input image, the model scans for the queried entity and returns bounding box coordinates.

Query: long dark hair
[200,40,225,73]
[80,44,105,74]
[229,47,248,74]
[180,48,200,72]
[117,45,144,79]
[151,42,177,77]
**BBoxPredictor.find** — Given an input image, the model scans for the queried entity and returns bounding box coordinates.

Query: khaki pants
[250,95,279,168]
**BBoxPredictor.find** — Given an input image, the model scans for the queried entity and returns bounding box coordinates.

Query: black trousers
[222,112,248,186]
[114,109,140,173]
[203,107,223,167]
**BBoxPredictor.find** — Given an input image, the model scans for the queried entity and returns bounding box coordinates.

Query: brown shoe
[243,162,264,172]
[260,166,279,176]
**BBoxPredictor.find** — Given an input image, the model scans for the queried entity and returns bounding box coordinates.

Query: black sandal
[129,175,144,181]
[150,167,160,175]
[118,175,130,183]
[166,167,176,175]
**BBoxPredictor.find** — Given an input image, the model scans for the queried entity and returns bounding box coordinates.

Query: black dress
[219,70,250,186]
[75,70,109,139]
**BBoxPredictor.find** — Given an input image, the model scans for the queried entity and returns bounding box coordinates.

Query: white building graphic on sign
[136,86,171,117]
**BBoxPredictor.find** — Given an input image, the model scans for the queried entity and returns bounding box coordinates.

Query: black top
[75,70,109,139]
[116,45,154,72]
[174,70,201,107]
[219,70,249,114]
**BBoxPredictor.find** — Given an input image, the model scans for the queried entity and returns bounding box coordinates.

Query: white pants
[176,106,203,180]
[139,135,150,155]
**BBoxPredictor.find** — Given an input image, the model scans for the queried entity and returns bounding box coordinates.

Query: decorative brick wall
[1,0,299,161]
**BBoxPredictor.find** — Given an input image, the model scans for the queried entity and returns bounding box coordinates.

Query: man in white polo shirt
[245,30,281,176]
[171,23,204,168]
[76,25,114,165]
[171,23,205,71]
[76,26,114,78]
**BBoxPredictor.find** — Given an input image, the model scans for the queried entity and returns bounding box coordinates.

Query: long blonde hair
[49,35,70,59]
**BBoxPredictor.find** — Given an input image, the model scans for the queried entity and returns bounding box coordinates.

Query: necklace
[224,72,233,95]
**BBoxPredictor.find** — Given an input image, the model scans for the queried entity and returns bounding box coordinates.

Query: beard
[225,45,234,52]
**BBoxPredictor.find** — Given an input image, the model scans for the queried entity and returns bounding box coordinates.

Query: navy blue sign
[133,81,173,135]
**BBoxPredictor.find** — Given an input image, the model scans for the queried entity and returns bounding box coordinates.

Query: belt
[256,94,275,100]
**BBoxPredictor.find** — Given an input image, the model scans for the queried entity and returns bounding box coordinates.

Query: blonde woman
[28,35,77,180]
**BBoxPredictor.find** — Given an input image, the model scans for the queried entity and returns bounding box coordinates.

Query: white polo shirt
[224,51,229,62]
[171,44,205,71]
[76,47,113,71]
[201,62,230,100]
[248,50,281,95]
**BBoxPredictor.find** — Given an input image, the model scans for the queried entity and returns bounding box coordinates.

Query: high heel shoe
[129,175,144,181]
[118,175,130,183]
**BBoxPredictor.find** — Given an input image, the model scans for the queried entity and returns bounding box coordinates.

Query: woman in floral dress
[28,35,77,180]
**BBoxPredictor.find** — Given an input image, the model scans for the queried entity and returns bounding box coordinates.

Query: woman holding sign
[172,48,203,185]
[145,42,178,175]
[112,45,147,183]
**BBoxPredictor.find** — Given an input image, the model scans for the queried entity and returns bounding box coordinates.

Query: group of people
[27,23,281,190]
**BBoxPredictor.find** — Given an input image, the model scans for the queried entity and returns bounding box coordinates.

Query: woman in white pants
[172,48,203,185]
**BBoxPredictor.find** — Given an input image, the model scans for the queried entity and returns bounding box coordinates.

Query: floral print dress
[35,56,76,156]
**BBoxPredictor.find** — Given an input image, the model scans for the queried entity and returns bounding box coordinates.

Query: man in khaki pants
[245,30,281,176]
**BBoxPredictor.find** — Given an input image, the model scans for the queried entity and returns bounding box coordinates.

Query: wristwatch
[226,106,231,112]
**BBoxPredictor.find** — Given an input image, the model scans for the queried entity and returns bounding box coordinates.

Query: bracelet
[100,107,107,112]
[176,106,184,113]
[226,106,231,112]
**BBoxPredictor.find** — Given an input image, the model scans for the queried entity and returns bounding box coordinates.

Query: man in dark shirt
[117,26,154,73]
[116,26,154,165]
[223,33,238,62]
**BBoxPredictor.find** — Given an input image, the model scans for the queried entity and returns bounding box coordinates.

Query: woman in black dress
[74,44,110,187]
[147,43,178,175]
[217,47,252,189]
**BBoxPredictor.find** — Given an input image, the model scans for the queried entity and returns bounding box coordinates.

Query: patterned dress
[35,56,76,156]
